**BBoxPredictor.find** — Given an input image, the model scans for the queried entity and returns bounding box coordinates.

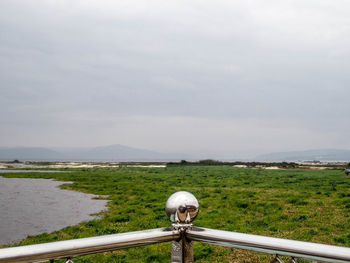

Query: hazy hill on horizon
[1,145,350,162]
[0,144,188,161]
[0,147,64,160]
[256,149,350,162]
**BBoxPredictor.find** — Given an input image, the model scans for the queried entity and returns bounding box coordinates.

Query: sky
[1,0,350,158]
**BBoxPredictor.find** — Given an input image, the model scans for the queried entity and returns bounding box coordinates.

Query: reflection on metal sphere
[165,191,199,223]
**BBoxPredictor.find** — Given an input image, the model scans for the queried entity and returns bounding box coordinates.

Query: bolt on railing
[0,191,350,263]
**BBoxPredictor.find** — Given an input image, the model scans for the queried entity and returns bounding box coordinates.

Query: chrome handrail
[0,228,179,263]
[0,191,349,263]
[187,227,350,263]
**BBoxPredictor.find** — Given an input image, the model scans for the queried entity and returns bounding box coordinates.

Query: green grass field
[2,166,350,262]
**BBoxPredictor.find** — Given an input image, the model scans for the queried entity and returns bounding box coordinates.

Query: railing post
[165,191,199,263]
[171,236,193,263]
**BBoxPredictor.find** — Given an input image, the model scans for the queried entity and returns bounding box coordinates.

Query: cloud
[1,0,350,156]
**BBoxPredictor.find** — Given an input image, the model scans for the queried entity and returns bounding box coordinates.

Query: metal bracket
[172,223,193,232]
[270,255,285,263]
[271,256,298,263]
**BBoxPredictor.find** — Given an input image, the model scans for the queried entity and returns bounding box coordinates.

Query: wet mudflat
[0,176,108,245]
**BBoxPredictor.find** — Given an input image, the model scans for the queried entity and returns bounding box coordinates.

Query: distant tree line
[167,159,298,168]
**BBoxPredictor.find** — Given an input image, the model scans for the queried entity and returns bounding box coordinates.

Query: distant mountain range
[0,145,188,161]
[1,145,350,162]
[256,149,350,162]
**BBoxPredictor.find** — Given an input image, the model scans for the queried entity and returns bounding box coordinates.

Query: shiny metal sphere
[165,191,199,223]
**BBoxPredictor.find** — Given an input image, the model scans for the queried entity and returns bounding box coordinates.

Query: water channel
[0,175,108,245]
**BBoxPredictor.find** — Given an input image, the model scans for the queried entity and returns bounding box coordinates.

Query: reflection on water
[0,176,108,245]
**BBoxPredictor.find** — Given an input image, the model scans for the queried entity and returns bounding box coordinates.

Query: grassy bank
[2,166,350,262]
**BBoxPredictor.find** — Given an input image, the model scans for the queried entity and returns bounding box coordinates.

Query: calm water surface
[0,176,108,245]
[0,169,67,173]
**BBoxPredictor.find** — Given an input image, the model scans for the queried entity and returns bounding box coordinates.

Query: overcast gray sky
[1,0,350,158]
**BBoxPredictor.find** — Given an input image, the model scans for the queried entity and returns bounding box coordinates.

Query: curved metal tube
[187,227,350,263]
[0,227,179,263]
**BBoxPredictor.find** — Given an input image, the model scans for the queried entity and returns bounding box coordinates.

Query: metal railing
[0,191,350,263]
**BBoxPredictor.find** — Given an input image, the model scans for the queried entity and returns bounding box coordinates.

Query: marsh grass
[2,166,350,262]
